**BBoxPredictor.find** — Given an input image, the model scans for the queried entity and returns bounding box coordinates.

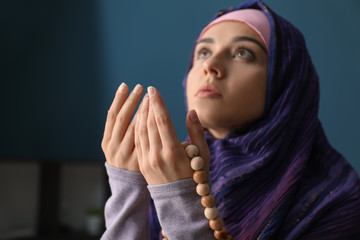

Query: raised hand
[135,86,210,185]
[186,109,211,174]
[101,83,144,171]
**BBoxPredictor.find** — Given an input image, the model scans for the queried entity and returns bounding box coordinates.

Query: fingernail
[118,82,126,93]
[143,94,149,105]
[133,84,142,93]
[147,86,155,97]
[189,110,199,122]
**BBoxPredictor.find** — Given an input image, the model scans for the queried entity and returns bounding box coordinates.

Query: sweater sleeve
[101,163,151,240]
[148,178,216,240]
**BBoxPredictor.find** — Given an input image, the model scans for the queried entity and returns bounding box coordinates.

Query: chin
[196,109,223,129]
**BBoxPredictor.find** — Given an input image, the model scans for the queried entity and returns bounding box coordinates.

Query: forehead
[199,21,264,45]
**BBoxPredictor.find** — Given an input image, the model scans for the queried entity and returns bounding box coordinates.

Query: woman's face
[186,21,269,139]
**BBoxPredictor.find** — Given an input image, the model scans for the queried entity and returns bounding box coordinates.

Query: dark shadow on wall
[0,0,109,238]
[0,0,106,161]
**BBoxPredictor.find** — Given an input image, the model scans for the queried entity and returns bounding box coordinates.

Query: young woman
[100,0,360,239]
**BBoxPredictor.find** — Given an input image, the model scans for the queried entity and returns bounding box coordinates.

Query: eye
[234,48,255,60]
[197,48,212,60]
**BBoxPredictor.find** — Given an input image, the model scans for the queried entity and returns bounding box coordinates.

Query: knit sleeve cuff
[147,178,196,199]
[105,162,147,185]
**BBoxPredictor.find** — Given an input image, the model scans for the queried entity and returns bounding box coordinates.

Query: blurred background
[0,0,359,239]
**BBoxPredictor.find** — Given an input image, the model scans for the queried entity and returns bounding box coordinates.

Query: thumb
[186,109,210,172]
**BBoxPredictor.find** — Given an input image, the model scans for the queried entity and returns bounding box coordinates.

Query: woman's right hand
[101,83,144,171]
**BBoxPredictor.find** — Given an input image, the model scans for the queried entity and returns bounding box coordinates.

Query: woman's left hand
[135,86,209,185]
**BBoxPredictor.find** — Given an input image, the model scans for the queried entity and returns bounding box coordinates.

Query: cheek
[242,71,267,114]
[228,67,267,112]
[185,71,197,107]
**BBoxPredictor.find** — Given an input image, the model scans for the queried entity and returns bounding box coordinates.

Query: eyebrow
[197,36,268,54]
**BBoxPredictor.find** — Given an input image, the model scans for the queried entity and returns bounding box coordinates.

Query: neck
[207,123,252,139]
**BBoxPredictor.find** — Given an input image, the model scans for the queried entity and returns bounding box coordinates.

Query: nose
[202,57,226,79]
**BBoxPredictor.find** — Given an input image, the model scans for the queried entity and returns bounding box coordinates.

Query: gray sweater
[101,163,215,240]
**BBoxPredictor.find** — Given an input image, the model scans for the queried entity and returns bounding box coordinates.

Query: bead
[201,194,215,208]
[214,227,228,240]
[190,156,204,170]
[193,170,207,184]
[183,142,232,239]
[209,217,223,230]
[204,206,218,219]
[181,141,190,149]
[196,183,210,196]
[185,144,199,158]
[161,229,166,237]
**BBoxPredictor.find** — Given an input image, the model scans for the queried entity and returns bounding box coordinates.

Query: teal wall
[1,1,359,173]
[1,1,105,160]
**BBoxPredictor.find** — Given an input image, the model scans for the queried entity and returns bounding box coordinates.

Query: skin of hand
[135,86,210,185]
[101,83,144,172]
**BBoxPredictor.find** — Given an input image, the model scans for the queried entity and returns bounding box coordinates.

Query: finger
[134,106,142,161]
[147,101,162,150]
[147,86,178,147]
[136,94,150,160]
[121,99,142,155]
[119,107,141,172]
[111,84,143,144]
[102,82,128,144]
[186,109,211,172]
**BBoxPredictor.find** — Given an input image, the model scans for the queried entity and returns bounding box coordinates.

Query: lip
[195,83,222,98]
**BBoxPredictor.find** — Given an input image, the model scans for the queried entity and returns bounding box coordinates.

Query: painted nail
[147,86,155,97]
[189,110,199,122]
[133,84,142,93]
[118,82,126,93]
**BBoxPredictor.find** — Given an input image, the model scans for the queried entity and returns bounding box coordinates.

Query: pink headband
[198,9,271,52]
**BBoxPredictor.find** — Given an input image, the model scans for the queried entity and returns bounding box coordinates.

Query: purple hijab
[150,0,360,239]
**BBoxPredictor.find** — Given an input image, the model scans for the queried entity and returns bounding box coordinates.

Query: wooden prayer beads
[190,156,205,170]
[193,170,207,184]
[161,142,232,240]
[185,144,199,158]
